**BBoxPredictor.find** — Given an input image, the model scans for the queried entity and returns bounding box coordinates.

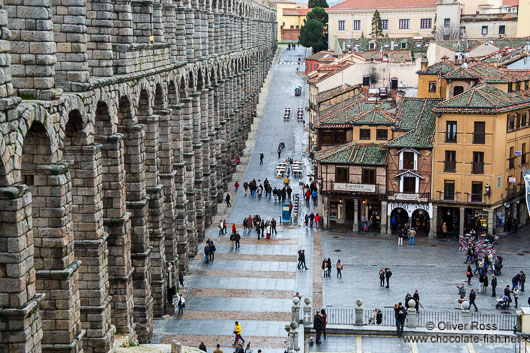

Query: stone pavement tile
[192,260,297,272]
[195,269,296,279]
[470,341,514,353]
[182,297,293,312]
[188,288,293,299]
[160,319,287,337]
[212,254,296,262]
[175,310,291,322]
[362,336,411,353]
[211,244,298,255]
[191,276,296,291]
[159,335,288,348]
[215,238,299,245]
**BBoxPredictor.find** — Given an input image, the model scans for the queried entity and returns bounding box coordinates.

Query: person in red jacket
[232,224,236,234]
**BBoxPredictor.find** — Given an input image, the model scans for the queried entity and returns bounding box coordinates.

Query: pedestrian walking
[243,180,249,196]
[326,257,332,277]
[218,219,224,235]
[222,218,227,235]
[322,259,328,277]
[514,286,520,308]
[297,250,303,270]
[483,273,488,294]
[204,243,210,264]
[234,232,241,250]
[301,250,308,270]
[232,223,236,235]
[233,321,245,345]
[466,264,473,285]
[208,239,216,263]
[397,228,404,246]
[321,309,327,340]
[225,193,231,207]
[385,268,392,288]
[179,273,184,288]
[520,271,526,292]
[177,294,185,315]
[271,218,277,235]
[315,213,320,228]
[277,147,281,158]
[413,290,420,311]
[199,342,207,352]
[478,273,485,294]
[513,273,521,290]
[304,214,309,226]
[379,268,385,287]
[309,213,315,227]
[409,228,416,245]
[260,153,264,165]
[336,260,343,278]
[235,181,239,192]
[313,311,324,344]
[491,274,497,297]
[469,289,478,311]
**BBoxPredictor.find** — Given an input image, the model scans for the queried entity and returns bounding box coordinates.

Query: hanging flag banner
[523,168,530,218]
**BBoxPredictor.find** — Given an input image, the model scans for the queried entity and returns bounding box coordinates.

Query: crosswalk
[279,61,303,65]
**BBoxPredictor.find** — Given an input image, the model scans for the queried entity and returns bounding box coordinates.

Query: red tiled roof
[503,0,518,6]
[329,0,437,10]
[283,8,310,16]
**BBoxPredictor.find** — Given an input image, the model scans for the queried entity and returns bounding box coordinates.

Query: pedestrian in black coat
[491,274,497,297]
[385,268,392,288]
[313,312,324,344]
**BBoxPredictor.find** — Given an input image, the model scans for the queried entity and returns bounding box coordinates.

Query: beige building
[271,0,308,42]
[326,0,438,52]
[517,0,530,36]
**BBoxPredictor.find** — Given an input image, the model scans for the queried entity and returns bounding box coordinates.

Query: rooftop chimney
[391,77,398,101]
[421,57,429,72]
[362,75,370,95]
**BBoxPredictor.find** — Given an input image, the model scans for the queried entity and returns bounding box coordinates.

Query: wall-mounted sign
[334,183,376,193]
[515,151,522,156]
[509,177,517,183]
[388,202,433,217]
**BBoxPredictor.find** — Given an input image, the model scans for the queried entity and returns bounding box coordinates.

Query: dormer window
[398,149,419,170]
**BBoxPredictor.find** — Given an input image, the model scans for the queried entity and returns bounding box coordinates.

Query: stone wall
[0,0,277,352]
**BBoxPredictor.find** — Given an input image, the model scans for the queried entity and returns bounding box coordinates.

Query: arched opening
[21,122,53,186]
[138,89,150,117]
[390,208,409,234]
[154,84,164,111]
[94,101,113,140]
[411,209,430,237]
[168,81,177,106]
[453,86,464,96]
[64,110,85,147]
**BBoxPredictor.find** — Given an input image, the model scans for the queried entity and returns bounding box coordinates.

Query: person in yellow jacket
[233,321,245,345]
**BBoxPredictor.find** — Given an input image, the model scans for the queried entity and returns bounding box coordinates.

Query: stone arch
[196,69,205,91]
[168,80,178,105]
[154,84,165,111]
[138,89,150,117]
[94,101,114,139]
[64,110,88,147]
[21,121,53,186]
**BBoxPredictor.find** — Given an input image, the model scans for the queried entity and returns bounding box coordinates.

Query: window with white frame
[381,20,388,30]
[398,149,418,170]
[481,26,488,35]
[353,20,361,31]
[444,18,451,28]
[397,171,421,194]
[338,20,346,31]
[399,19,410,30]
[420,18,432,29]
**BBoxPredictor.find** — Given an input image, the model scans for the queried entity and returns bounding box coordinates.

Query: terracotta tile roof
[317,95,395,128]
[418,60,457,75]
[433,84,530,114]
[328,0,437,10]
[315,143,387,165]
[307,62,354,84]
[316,84,357,103]
[283,8,310,16]
[435,38,529,53]
[503,0,518,6]
[443,62,530,83]
[356,51,412,63]
[388,98,443,148]
[352,107,396,126]
[306,51,336,61]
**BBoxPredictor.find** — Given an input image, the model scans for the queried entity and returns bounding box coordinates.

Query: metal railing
[315,307,517,331]
[444,160,456,172]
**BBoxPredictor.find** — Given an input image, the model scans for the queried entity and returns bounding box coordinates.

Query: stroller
[496,295,510,310]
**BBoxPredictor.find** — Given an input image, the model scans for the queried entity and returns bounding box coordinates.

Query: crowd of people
[321,258,343,278]
[304,212,320,228]
[242,215,277,239]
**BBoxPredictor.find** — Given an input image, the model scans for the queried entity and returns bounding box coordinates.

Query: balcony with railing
[387,191,430,202]
[473,132,485,144]
[507,184,524,200]
[435,191,461,202]
[466,192,484,203]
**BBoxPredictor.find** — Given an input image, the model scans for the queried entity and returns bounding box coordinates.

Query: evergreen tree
[299,19,327,53]
[306,7,328,27]
[308,0,329,8]
[370,10,383,38]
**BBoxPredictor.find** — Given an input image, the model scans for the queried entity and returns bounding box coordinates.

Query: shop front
[326,194,384,233]
[387,201,433,237]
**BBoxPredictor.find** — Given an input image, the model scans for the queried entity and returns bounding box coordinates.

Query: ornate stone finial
[290,321,298,330]
[461,301,470,310]
[304,297,311,305]
[407,299,416,309]
[292,297,300,305]
[356,299,363,307]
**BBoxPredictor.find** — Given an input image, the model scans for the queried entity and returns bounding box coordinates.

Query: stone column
[157,109,178,310]
[380,200,387,235]
[207,88,218,215]
[488,208,495,235]
[387,214,392,235]
[64,144,115,353]
[138,113,166,319]
[201,89,213,226]
[6,0,61,99]
[163,2,177,61]
[153,2,165,42]
[193,7,202,59]
[32,164,83,353]
[213,9,220,55]
[171,103,189,274]
[219,11,226,55]
[185,6,195,61]
[213,83,225,202]
[459,206,465,237]
[181,98,198,256]
[0,185,43,353]
[113,0,134,74]
[201,7,208,58]
[208,8,214,56]
[132,0,153,44]
[192,91,205,242]
[100,134,135,339]
[52,0,90,91]
[353,199,359,232]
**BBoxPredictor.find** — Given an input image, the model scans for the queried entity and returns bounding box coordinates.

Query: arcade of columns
[0,0,277,352]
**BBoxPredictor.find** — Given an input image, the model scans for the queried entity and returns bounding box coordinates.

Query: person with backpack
[233,321,245,345]
[385,268,392,288]
[225,193,231,207]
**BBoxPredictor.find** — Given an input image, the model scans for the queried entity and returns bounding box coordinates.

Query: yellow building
[271,0,308,42]
[326,0,438,52]
[517,0,530,36]
[417,58,456,98]
[431,68,530,236]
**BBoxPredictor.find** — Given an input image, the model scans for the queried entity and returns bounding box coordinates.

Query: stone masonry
[0,0,277,352]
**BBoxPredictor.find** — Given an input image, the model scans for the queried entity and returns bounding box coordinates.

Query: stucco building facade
[0,1,277,353]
